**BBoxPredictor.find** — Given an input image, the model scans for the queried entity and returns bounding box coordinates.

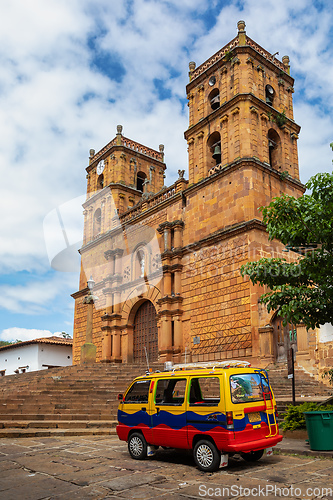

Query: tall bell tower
[185,20,300,186]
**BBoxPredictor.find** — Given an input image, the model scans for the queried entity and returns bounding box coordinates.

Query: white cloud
[0,273,77,315]
[0,327,64,342]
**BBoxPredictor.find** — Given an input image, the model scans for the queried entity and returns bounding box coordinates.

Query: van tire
[193,439,220,472]
[128,432,147,460]
[241,449,264,462]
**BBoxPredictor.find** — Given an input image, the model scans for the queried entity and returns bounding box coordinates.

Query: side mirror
[118,393,123,401]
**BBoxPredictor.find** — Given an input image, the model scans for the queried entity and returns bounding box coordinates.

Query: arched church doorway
[272,315,297,362]
[133,301,158,363]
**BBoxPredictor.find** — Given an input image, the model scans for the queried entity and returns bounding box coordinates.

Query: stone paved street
[0,435,332,499]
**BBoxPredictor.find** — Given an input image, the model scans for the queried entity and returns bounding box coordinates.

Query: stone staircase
[0,361,331,438]
[266,363,332,414]
[0,362,157,438]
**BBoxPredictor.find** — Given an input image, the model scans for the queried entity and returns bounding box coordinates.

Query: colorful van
[116,360,282,472]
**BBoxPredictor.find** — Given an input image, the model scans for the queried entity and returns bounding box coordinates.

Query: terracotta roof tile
[0,337,73,352]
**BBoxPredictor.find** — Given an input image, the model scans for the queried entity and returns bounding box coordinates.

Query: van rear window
[230,373,269,404]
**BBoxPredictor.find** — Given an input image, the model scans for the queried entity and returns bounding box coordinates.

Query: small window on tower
[97,174,104,190]
[268,129,281,170]
[265,85,275,106]
[136,171,147,192]
[208,88,220,111]
[207,131,221,169]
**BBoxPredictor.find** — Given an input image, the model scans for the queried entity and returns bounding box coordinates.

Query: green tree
[241,171,333,329]
[0,340,13,347]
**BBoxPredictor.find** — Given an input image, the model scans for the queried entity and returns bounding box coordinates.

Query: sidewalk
[0,434,332,500]
[276,436,333,458]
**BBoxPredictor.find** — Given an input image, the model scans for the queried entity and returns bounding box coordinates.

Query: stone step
[0,413,115,421]
[0,420,117,429]
[0,427,117,438]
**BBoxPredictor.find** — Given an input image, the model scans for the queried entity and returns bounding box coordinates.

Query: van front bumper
[116,423,129,441]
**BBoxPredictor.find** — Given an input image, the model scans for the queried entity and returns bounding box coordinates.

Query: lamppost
[81,276,98,364]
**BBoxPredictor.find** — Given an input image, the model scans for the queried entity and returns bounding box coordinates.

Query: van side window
[124,380,150,403]
[189,377,220,406]
[155,378,186,405]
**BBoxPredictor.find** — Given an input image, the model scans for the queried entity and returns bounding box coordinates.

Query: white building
[0,337,72,376]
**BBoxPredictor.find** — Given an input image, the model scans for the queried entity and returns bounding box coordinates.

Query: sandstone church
[72,21,311,369]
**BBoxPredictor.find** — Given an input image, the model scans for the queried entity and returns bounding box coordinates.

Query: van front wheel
[128,432,147,460]
[193,440,220,472]
[241,449,264,462]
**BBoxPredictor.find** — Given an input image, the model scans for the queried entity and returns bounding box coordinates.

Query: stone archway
[133,300,158,363]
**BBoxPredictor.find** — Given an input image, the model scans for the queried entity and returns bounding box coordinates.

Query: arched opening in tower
[207,131,221,172]
[268,129,281,171]
[136,171,147,192]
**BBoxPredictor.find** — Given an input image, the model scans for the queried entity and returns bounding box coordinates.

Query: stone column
[260,113,269,164]
[231,107,240,160]
[114,249,124,275]
[163,225,172,251]
[257,65,265,102]
[220,67,228,104]
[101,333,111,363]
[197,84,204,121]
[220,115,229,165]
[159,314,172,361]
[163,269,172,296]
[187,138,195,184]
[83,210,88,246]
[250,106,259,159]
[173,220,184,249]
[187,92,194,127]
[81,291,98,364]
[174,268,182,296]
[173,315,183,357]
[113,327,122,361]
[197,131,204,181]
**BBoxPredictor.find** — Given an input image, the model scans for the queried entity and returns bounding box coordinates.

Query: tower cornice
[187,36,293,93]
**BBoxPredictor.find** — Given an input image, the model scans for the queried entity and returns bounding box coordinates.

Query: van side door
[151,377,189,449]
[186,376,226,446]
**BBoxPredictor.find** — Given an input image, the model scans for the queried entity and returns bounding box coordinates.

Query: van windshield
[230,373,269,404]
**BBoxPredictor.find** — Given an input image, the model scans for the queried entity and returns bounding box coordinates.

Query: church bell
[212,144,221,163]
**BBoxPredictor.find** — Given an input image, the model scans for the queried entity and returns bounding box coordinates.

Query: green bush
[281,402,333,431]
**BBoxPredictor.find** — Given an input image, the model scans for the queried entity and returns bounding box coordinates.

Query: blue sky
[1,0,333,342]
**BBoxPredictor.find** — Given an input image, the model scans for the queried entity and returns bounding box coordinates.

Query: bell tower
[185,20,300,185]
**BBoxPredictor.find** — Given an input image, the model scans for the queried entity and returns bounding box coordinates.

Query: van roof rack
[165,360,251,372]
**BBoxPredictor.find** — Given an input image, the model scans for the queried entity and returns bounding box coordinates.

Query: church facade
[72,21,309,368]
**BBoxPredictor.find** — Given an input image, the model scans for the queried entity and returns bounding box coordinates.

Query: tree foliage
[241,172,333,329]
